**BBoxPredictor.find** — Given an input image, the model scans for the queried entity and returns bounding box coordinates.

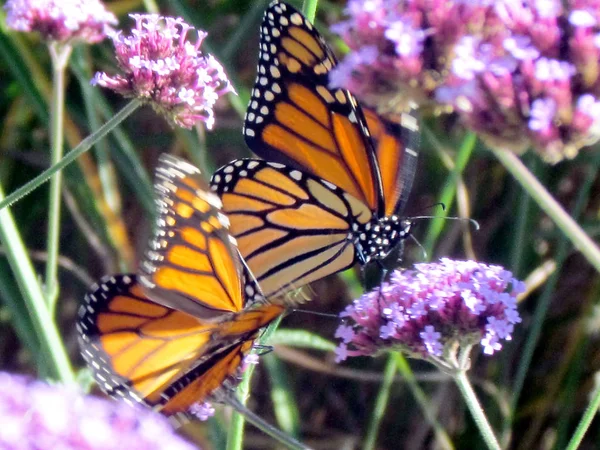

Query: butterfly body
[210,1,419,299]
[354,214,412,265]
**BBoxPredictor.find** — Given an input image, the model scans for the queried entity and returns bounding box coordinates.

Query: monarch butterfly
[77,154,284,417]
[210,1,419,299]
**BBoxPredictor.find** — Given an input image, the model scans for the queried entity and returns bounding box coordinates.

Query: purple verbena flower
[93,14,234,129]
[331,0,600,163]
[189,401,215,422]
[4,0,117,44]
[334,259,523,368]
[0,372,196,449]
[242,353,260,371]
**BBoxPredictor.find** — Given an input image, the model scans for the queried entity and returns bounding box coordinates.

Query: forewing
[243,1,384,213]
[139,154,248,320]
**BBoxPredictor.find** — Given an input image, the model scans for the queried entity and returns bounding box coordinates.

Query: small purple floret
[190,401,215,422]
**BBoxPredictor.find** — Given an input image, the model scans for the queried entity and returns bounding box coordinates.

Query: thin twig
[62,188,116,274]
[0,247,94,287]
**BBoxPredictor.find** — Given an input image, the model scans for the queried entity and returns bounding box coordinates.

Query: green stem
[453,371,501,450]
[423,132,477,257]
[45,43,71,308]
[142,0,160,13]
[510,146,600,415]
[74,48,120,214]
[393,353,454,450]
[192,123,212,175]
[225,395,309,450]
[227,317,285,450]
[491,148,600,274]
[564,374,600,450]
[302,0,319,23]
[264,353,300,437]
[226,366,253,450]
[509,154,535,276]
[0,182,74,383]
[0,99,141,212]
[363,354,397,450]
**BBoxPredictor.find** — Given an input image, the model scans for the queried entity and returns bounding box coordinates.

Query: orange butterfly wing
[78,154,285,416]
[139,154,259,320]
[363,108,420,216]
[78,275,218,409]
[78,275,283,416]
[211,159,372,299]
[243,1,384,214]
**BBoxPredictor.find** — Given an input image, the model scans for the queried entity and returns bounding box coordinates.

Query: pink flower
[0,372,196,449]
[331,0,600,163]
[4,0,117,44]
[334,259,523,365]
[93,14,234,129]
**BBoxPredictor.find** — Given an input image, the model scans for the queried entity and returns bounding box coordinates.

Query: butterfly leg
[252,344,274,356]
[374,260,389,307]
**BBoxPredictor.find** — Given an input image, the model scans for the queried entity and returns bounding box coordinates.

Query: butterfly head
[357,215,412,264]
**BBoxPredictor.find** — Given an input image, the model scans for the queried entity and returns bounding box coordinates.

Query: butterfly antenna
[422,202,446,212]
[289,308,339,319]
[252,344,274,356]
[409,215,480,231]
[217,393,311,450]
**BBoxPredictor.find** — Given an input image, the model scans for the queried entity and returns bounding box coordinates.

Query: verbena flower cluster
[335,259,523,364]
[331,0,600,163]
[4,0,117,44]
[93,14,233,129]
[0,372,196,450]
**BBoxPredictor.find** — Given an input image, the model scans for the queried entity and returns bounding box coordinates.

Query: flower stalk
[392,352,454,450]
[423,131,477,256]
[0,185,74,383]
[45,42,72,309]
[564,373,600,450]
[363,354,398,450]
[225,317,309,450]
[453,370,501,450]
[301,0,318,22]
[0,99,142,212]
[225,395,309,450]
[491,147,600,274]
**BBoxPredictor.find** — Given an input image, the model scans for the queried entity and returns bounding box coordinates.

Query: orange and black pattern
[77,154,284,417]
[138,154,264,320]
[77,275,283,416]
[363,108,420,216]
[243,0,384,213]
[211,159,373,298]
[211,1,419,300]
[243,0,419,216]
